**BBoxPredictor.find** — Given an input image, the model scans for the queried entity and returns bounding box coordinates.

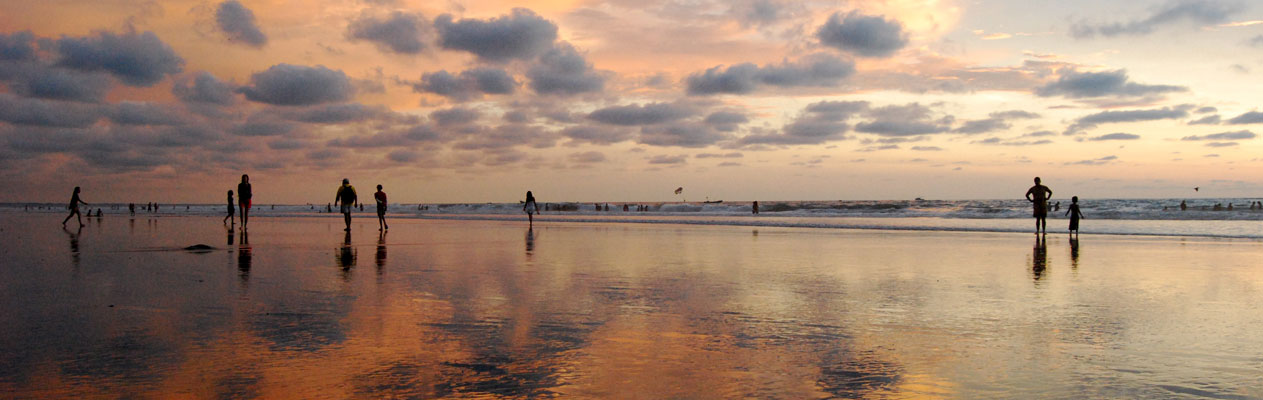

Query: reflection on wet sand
[63,225,81,269]
[375,231,386,271]
[1069,237,1080,270]
[237,230,251,285]
[5,216,1263,398]
[1031,235,1047,281]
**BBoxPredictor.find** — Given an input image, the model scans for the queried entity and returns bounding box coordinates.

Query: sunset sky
[2,0,1262,203]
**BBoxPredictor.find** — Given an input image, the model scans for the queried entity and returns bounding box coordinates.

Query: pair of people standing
[1025,177,1084,235]
[225,175,253,230]
[334,179,389,232]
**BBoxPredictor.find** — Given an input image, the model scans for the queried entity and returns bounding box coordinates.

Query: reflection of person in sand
[1031,235,1047,281]
[64,225,82,268]
[525,227,535,254]
[375,231,387,270]
[238,230,251,284]
[337,231,357,278]
[1069,237,1080,270]
[1025,177,1053,234]
[62,186,90,227]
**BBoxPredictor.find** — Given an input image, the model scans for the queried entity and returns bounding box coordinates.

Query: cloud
[347,11,427,54]
[231,120,295,136]
[387,149,419,162]
[0,93,103,127]
[1180,130,1255,140]
[1226,111,1263,124]
[695,152,743,158]
[1204,141,1238,147]
[587,102,693,126]
[237,64,354,106]
[527,43,604,95]
[855,103,953,136]
[816,11,908,57]
[216,0,267,47]
[172,72,236,105]
[685,54,854,95]
[1035,69,1186,98]
[730,0,792,27]
[434,8,557,62]
[452,125,557,150]
[430,107,480,126]
[638,123,729,147]
[703,111,749,132]
[110,101,186,126]
[55,30,184,87]
[953,110,1040,134]
[1071,0,1241,38]
[0,31,37,61]
[1067,155,1118,165]
[911,146,942,151]
[561,125,633,145]
[648,154,687,164]
[1250,34,1263,47]
[972,137,1053,146]
[1065,107,1189,134]
[1087,132,1141,141]
[1188,115,1220,125]
[281,103,389,124]
[414,67,516,101]
[739,100,867,145]
[1,64,110,103]
[568,151,606,163]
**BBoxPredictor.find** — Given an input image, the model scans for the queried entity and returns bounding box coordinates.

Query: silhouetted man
[335,178,357,231]
[1025,177,1053,234]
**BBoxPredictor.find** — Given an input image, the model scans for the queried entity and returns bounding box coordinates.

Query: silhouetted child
[374,184,388,231]
[224,190,235,226]
[1066,196,1085,236]
[62,187,89,226]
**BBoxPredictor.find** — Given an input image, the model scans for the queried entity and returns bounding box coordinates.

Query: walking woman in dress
[523,191,538,228]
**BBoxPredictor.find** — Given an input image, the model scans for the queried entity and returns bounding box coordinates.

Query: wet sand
[1,214,1260,398]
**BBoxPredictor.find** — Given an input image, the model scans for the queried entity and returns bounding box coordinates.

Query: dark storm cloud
[1,64,111,103]
[0,93,103,128]
[347,11,427,54]
[952,110,1040,134]
[816,11,908,57]
[281,103,389,124]
[216,0,267,47]
[237,64,354,106]
[434,8,557,62]
[738,100,867,145]
[568,151,606,163]
[561,125,633,145]
[430,107,480,126]
[1180,130,1255,140]
[1226,111,1263,124]
[685,54,855,95]
[855,103,953,136]
[415,68,516,101]
[1070,0,1241,38]
[527,43,605,96]
[109,101,186,126]
[1034,70,1186,98]
[55,30,184,87]
[638,123,730,147]
[172,72,237,105]
[1065,107,1189,134]
[0,31,37,61]
[1188,115,1220,125]
[1087,132,1141,141]
[587,102,694,126]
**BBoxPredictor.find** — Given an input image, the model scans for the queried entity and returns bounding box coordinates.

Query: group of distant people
[219,175,388,232]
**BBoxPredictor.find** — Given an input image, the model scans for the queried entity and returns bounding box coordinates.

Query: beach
[1,213,1261,398]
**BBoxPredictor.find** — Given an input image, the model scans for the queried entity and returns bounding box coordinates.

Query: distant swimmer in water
[224,190,235,226]
[62,186,90,227]
[1054,201,1060,212]
[237,174,252,230]
[1180,200,1187,211]
[374,184,389,231]
[524,191,538,228]
[1066,196,1085,237]
[752,201,759,214]
[1024,177,1053,234]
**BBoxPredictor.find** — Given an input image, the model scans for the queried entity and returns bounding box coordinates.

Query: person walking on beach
[224,190,235,226]
[1025,177,1053,234]
[523,191,538,228]
[62,187,90,226]
[237,174,253,230]
[374,184,389,231]
[335,178,357,231]
[1066,196,1085,237]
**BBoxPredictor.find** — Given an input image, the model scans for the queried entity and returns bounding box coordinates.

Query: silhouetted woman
[523,191,538,227]
[237,174,252,230]
[62,186,89,226]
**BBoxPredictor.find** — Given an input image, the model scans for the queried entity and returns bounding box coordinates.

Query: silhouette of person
[523,191,538,227]
[752,201,759,214]
[1025,177,1053,234]
[227,225,235,246]
[224,190,235,226]
[1180,200,1187,211]
[62,186,89,226]
[374,184,389,231]
[128,203,135,216]
[1066,196,1085,237]
[237,174,253,230]
[1031,235,1047,281]
[335,178,357,231]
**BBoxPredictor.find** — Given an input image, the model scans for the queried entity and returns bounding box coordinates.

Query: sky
[1,0,1262,204]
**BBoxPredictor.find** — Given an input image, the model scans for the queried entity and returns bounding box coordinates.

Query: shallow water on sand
[1,215,1261,398]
